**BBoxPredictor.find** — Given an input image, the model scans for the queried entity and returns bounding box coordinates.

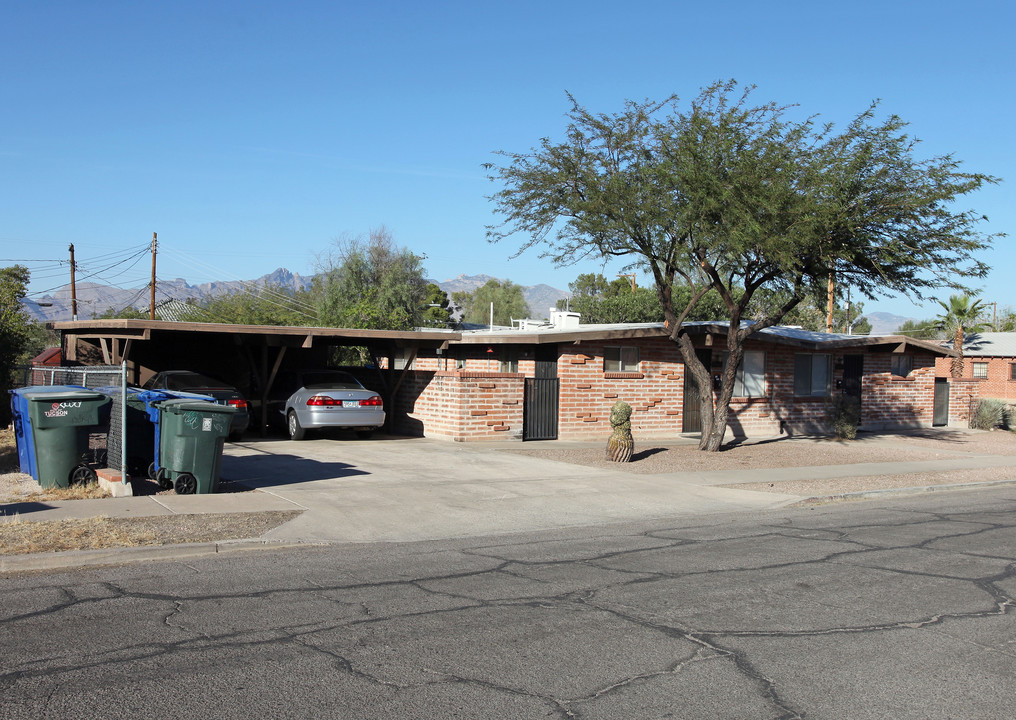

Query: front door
[841,354,864,424]
[933,378,950,426]
[524,345,559,440]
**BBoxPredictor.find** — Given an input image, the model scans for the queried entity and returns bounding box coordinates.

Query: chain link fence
[17,365,125,390]
[14,364,134,473]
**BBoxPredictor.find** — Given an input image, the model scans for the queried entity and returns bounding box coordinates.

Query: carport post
[120,360,127,481]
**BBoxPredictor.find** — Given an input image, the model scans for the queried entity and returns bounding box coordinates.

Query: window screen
[604,346,639,372]
[794,354,831,396]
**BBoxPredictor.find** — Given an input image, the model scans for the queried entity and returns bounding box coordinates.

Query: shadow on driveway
[224,453,368,488]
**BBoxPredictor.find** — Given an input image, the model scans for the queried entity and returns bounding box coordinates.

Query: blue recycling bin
[9,389,38,477]
[8,385,112,488]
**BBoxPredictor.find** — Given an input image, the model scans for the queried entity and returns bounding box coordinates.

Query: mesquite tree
[486,81,998,451]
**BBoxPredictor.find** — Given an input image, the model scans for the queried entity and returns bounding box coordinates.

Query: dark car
[270,369,385,440]
[141,370,251,440]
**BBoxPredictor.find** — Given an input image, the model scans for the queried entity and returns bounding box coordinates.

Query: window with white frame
[604,346,639,372]
[973,362,988,379]
[890,354,913,377]
[723,350,766,397]
[794,354,832,397]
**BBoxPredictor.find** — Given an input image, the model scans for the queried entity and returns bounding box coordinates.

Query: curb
[0,539,326,574]
[800,478,1016,505]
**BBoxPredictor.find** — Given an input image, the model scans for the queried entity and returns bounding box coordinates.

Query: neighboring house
[936,332,1016,400]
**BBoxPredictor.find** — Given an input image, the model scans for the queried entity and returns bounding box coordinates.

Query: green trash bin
[157,399,237,494]
[23,387,112,489]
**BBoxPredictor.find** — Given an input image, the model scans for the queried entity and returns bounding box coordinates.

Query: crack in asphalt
[3,501,1016,718]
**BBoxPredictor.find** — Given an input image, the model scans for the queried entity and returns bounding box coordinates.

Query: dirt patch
[500,434,959,474]
[0,511,303,555]
[502,429,1016,499]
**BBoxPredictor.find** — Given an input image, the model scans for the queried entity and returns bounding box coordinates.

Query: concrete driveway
[222,435,802,544]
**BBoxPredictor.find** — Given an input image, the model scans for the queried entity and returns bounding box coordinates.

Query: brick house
[386,317,959,442]
[935,332,1016,403]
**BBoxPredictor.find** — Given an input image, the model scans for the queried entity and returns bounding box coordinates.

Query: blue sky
[2,0,1012,321]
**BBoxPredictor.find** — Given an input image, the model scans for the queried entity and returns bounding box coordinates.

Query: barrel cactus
[606,400,634,463]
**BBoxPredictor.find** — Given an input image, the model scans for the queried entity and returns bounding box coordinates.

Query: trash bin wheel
[148,461,157,480]
[287,411,306,441]
[155,467,173,490]
[174,473,198,495]
[69,465,97,486]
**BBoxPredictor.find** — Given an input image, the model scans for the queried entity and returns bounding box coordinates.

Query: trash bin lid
[160,399,237,415]
[21,388,109,403]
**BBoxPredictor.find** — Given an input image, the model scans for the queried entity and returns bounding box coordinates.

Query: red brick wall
[392,371,524,441]
[947,378,980,426]
[860,354,937,429]
[558,338,690,439]
[390,343,950,441]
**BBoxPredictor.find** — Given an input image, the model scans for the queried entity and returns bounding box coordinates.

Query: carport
[53,319,456,435]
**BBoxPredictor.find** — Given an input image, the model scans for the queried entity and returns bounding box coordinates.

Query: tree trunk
[951,325,964,378]
[703,345,743,452]
[674,331,744,452]
[674,333,714,450]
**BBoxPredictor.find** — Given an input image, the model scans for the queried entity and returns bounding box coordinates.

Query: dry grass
[0,426,17,473]
[34,482,110,501]
[0,511,302,555]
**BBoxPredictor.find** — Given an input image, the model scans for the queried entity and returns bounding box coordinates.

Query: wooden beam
[258,346,287,436]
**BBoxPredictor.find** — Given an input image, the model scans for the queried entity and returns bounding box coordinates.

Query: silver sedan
[283,370,385,440]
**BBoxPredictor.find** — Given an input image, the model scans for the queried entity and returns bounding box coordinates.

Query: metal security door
[524,345,559,440]
[841,354,864,426]
[933,378,950,426]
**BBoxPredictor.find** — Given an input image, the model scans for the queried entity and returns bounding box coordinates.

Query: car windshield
[165,372,229,390]
[301,371,362,389]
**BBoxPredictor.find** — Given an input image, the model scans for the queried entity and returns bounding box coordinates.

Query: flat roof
[53,318,955,355]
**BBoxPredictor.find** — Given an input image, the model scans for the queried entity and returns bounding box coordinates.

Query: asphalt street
[3,486,1016,719]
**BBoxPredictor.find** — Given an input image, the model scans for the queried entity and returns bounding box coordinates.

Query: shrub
[970,398,1010,430]
[826,394,861,440]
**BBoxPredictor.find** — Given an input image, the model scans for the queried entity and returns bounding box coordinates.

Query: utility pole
[826,268,834,333]
[617,273,637,291]
[150,232,157,321]
[68,244,78,321]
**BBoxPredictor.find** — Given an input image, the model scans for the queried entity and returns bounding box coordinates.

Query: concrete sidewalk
[3,433,1014,572]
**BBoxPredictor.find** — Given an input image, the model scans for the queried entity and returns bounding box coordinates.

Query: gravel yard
[501,428,1016,499]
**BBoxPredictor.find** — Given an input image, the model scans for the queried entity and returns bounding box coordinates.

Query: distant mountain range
[20,269,570,324]
[865,311,916,336]
[20,269,916,334]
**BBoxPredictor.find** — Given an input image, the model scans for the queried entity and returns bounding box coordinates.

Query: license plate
[342,400,359,408]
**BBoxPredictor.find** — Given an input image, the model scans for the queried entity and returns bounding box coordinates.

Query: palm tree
[935,294,989,378]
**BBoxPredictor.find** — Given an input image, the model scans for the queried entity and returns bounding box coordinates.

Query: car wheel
[355,430,373,440]
[287,410,306,441]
